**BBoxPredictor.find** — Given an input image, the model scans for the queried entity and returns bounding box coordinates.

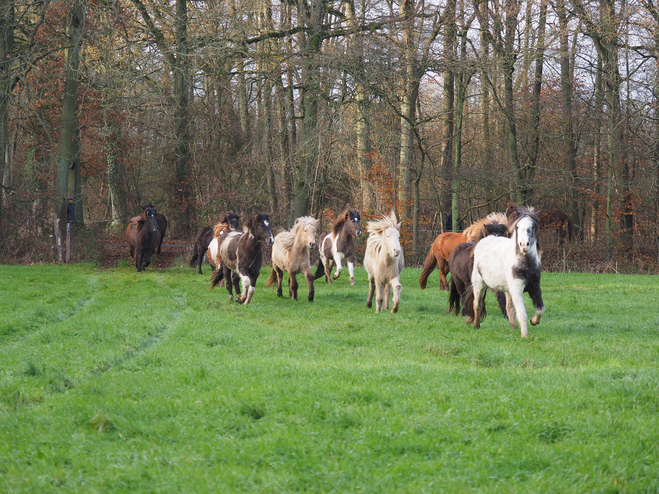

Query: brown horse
[265,216,318,302]
[143,203,167,254]
[126,205,161,272]
[189,212,240,274]
[210,213,274,304]
[315,209,362,285]
[419,212,509,291]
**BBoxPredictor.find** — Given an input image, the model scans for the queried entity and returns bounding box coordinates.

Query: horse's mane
[463,212,508,242]
[508,206,539,233]
[277,216,318,250]
[367,211,399,238]
[213,212,238,238]
[332,209,359,236]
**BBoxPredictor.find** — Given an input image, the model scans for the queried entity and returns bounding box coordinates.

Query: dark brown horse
[189,212,240,274]
[447,242,507,323]
[315,209,362,285]
[210,213,274,304]
[419,213,508,291]
[126,205,161,272]
[143,204,167,254]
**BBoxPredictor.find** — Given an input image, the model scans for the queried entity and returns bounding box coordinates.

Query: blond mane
[463,212,508,242]
[367,211,399,238]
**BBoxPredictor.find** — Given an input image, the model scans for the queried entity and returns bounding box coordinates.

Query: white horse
[363,212,404,313]
[471,206,545,337]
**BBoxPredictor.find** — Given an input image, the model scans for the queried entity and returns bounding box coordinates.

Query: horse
[447,241,507,323]
[507,203,573,246]
[419,212,509,291]
[471,206,545,338]
[126,205,161,272]
[143,203,167,254]
[189,212,240,274]
[209,213,274,304]
[265,216,318,302]
[314,209,362,285]
[364,211,404,313]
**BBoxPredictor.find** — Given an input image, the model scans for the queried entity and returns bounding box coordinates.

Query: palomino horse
[210,213,274,304]
[419,212,509,291]
[315,209,362,285]
[265,216,318,302]
[189,212,240,274]
[471,206,545,338]
[126,205,161,272]
[364,212,404,313]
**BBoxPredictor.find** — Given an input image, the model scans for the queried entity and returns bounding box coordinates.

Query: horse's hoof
[366,301,372,308]
[530,316,541,325]
[308,296,314,302]
[350,278,355,286]
[391,304,399,313]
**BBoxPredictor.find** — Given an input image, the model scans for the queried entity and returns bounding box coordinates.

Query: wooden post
[66,222,71,263]
[52,213,63,263]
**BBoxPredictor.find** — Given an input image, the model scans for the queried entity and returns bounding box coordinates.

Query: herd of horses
[125,204,548,337]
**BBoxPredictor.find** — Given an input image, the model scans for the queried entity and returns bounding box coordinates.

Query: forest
[1,0,659,271]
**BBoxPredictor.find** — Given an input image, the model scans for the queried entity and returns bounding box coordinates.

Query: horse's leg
[304,267,315,302]
[325,259,334,284]
[290,272,299,301]
[366,275,375,308]
[347,255,356,285]
[528,283,546,326]
[233,272,243,302]
[332,254,343,280]
[241,274,255,305]
[391,277,402,313]
[438,255,449,291]
[509,284,529,337]
[275,267,284,298]
[224,267,234,301]
[375,281,384,313]
[383,281,391,310]
[505,292,517,328]
[471,270,485,328]
[136,249,144,272]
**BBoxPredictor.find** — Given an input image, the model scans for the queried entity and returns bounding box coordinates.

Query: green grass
[1,263,658,492]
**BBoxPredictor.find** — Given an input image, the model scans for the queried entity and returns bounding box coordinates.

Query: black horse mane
[332,209,360,236]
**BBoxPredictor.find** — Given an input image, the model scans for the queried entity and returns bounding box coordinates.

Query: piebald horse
[471,207,545,338]
[315,209,362,285]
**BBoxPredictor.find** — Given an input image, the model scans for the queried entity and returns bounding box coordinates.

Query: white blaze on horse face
[517,216,536,254]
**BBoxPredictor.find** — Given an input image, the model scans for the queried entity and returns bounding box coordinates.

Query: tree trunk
[0,0,14,232]
[452,74,469,233]
[590,55,603,244]
[441,0,456,214]
[55,0,86,235]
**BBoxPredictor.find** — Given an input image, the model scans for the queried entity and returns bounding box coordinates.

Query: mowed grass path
[1,263,658,492]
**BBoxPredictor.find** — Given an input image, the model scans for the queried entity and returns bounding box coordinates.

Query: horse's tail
[419,247,437,289]
[462,284,476,323]
[447,279,461,316]
[189,244,199,268]
[264,269,277,288]
[314,258,325,280]
[209,267,224,290]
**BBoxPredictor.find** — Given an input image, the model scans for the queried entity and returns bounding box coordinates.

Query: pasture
[1,262,658,492]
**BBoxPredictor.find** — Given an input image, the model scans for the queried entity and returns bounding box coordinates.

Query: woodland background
[1,0,659,271]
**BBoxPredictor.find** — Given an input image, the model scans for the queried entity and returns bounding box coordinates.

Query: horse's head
[348,209,362,237]
[295,216,318,249]
[384,225,402,258]
[142,205,160,233]
[513,209,539,255]
[368,212,402,259]
[248,213,275,245]
[224,212,240,231]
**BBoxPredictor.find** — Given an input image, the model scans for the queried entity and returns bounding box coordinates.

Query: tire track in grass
[92,275,187,376]
[0,276,102,344]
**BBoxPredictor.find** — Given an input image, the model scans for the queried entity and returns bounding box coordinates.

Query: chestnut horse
[265,216,318,302]
[126,205,161,272]
[419,212,509,291]
[315,209,362,285]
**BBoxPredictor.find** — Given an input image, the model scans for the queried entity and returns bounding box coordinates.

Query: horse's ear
[396,222,401,229]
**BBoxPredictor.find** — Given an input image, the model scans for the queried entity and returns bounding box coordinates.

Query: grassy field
[1,261,658,493]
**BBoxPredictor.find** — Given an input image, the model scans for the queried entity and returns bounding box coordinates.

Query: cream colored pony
[265,216,318,302]
[364,211,404,313]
